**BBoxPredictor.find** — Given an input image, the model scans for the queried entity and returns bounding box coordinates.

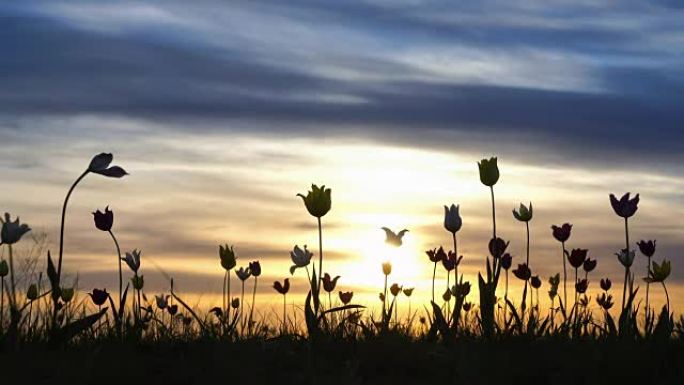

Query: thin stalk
[432,262,437,303]
[662,282,670,314]
[282,294,287,335]
[222,271,227,314]
[525,221,530,311]
[240,280,245,335]
[621,217,629,310]
[8,245,16,309]
[108,230,123,310]
[249,276,257,334]
[383,275,388,322]
[317,217,323,311]
[645,256,651,318]
[561,241,567,310]
[227,271,231,326]
[490,186,496,239]
[1,277,4,331]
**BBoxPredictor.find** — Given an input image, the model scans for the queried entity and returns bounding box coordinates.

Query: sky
[1,1,683,315]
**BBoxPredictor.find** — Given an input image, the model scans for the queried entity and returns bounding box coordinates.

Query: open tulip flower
[551,223,572,243]
[637,240,656,257]
[575,279,588,294]
[123,249,141,273]
[645,259,671,283]
[616,248,635,268]
[567,249,588,269]
[322,273,340,293]
[219,244,236,271]
[236,267,251,281]
[583,258,597,273]
[155,294,169,309]
[382,227,409,247]
[0,212,31,245]
[297,184,331,218]
[403,287,414,297]
[89,288,109,307]
[488,237,509,259]
[92,206,113,232]
[609,192,640,218]
[477,157,499,187]
[600,278,611,291]
[443,204,462,234]
[290,244,313,275]
[339,291,353,305]
[167,304,179,316]
[512,264,531,281]
[512,202,533,222]
[390,283,402,297]
[597,293,614,310]
[426,248,444,263]
[273,278,290,294]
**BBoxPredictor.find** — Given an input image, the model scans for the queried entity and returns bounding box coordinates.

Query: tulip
[0,213,31,310]
[610,192,639,311]
[27,284,38,301]
[403,287,414,297]
[513,202,533,311]
[322,273,340,293]
[382,227,409,247]
[382,262,392,276]
[236,266,251,281]
[122,249,141,273]
[548,273,560,318]
[289,244,313,275]
[231,298,240,309]
[61,287,75,303]
[637,239,656,315]
[444,204,462,234]
[600,278,611,291]
[616,248,635,311]
[501,253,512,308]
[273,278,290,333]
[597,293,614,310]
[427,247,446,303]
[339,291,353,305]
[390,283,402,297]
[512,202,533,222]
[92,206,113,232]
[451,280,471,298]
[131,275,144,290]
[583,258,597,274]
[530,276,541,289]
[90,289,109,307]
[512,264,531,281]
[488,237,509,259]
[462,302,472,312]
[644,259,671,312]
[381,262,392,319]
[567,249,587,269]
[442,289,452,302]
[219,244,236,319]
[249,261,261,277]
[167,304,179,316]
[551,223,572,312]
[155,294,169,309]
[575,279,588,295]
[248,261,261,331]
[235,266,250,333]
[478,157,499,188]
[297,184,331,313]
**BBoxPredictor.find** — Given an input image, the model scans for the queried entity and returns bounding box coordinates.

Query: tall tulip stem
[108,230,123,311]
[7,245,16,310]
[645,256,651,319]
[561,241,567,310]
[662,281,670,314]
[432,262,437,303]
[58,170,89,280]
[317,217,323,311]
[490,186,497,239]
[249,276,257,334]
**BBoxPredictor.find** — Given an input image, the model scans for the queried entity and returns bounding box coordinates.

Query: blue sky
[1,1,683,309]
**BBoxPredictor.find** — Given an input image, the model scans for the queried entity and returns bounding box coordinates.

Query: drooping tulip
[289,244,313,274]
[92,206,113,232]
[443,204,462,234]
[88,153,128,178]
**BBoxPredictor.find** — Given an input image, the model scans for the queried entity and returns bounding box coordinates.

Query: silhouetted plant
[219,244,236,325]
[609,192,639,310]
[444,203,462,296]
[645,259,671,313]
[551,223,572,311]
[426,247,446,302]
[248,260,261,332]
[235,265,251,333]
[637,239,656,318]
[273,278,290,333]
[513,202,533,312]
[0,213,31,316]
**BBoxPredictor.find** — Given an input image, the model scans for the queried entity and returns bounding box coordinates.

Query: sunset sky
[1,1,683,314]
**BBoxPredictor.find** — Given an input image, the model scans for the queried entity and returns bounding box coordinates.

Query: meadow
[0,152,682,384]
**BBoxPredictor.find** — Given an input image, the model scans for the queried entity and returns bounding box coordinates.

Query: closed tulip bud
[645,259,671,283]
[219,244,236,271]
[167,304,179,315]
[551,223,572,243]
[249,261,261,277]
[235,266,251,281]
[530,275,541,289]
[382,262,392,276]
[297,184,331,218]
[90,288,109,306]
[512,202,533,222]
[390,283,402,297]
[567,248,588,269]
[339,291,353,305]
[0,260,8,277]
[131,275,144,290]
[442,288,452,302]
[488,237,509,259]
[273,278,290,295]
[575,279,588,294]
[92,206,113,232]
[231,297,240,309]
[583,258,597,273]
[549,273,560,289]
[61,287,75,303]
[616,248,635,268]
[27,284,38,301]
[637,240,656,258]
[500,253,512,270]
[512,263,531,281]
[0,213,31,245]
[609,192,639,218]
[443,204,462,234]
[403,287,414,297]
[122,249,141,273]
[155,294,169,309]
[290,244,313,274]
[600,278,611,291]
[88,153,128,178]
[322,273,340,293]
[463,302,472,312]
[477,157,499,187]
[379,293,385,302]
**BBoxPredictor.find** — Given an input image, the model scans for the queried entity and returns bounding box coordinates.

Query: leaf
[319,304,365,317]
[506,299,523,334]
[430,301,450,340]
[305,290,318,336]
[55,308,107,344]
[95,166,128,178]
[46,251,60,298]
[118,284,129,320]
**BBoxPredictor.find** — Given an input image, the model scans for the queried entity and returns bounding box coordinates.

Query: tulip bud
[92,206,114,232]
[90,288,109,306]
[339,291,353,305]
[219,244,236,271]
[131,275,144,290]
[600,278,611,291]
[249,261,261,277]
[477,157,499,187]
[27,284,38,301]
[512,202,533,222]
[637,240,656,258]
[61,287,75,303]
[390,283,402,297]
[167,304,179,315]
[609,192,639,218]
[443,204,462,234]
[382,262,392,276]
[231,297,240,309]
[530,276,541,289]
[155,294,169,309]
[297,184,331,218]
[500,253,512,270]
[0,260,8,277]
[442,288,452,302]
[551,223,572,243]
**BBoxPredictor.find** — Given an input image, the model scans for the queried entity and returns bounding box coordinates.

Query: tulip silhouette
[155,294,169,309]
[382,227,409,247]
[583,258,597,275]
[322,273,340,309]
[235,266,250,333]
[339,291,353,305]
[530,275,541,310]
[600,278,611,291]
[513,202,533,312]
[644,259,671,312]
[219,244,236,321]
[609,192,639,311]
[248,261,261,332]
[597,293,614,310]
[273,278,290,333]
[566,248,587,310]
[637,240,656,315]
[501,253,512,309]
[513,264,531,281]
[289,244,313,275]
[0,260,6,328]
[381,261,392,318]
[615,248,635,311]
[575,279,588,295]
[548,273,560,320]
[0,213,31,310]
[427,247,446,302]
[444,204,463,285]
[551,223,572,312]
[89,288,109,307]
[55,153,127,328]
[93,206,124,322]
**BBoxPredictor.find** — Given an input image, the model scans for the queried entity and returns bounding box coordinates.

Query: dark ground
[3,337,683,385]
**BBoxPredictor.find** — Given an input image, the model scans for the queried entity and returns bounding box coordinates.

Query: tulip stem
[282,293,287,335]
[7,245,16,310]
[227,271,231,327]
[0,277,4,331]
[524,221,530,314]
[645,256,651,320]
[383,274,388,323]
[662,281,670,314]
[490,186,496,239]
[249,276,257,335]
[222,272,227,316]
[240,280,245,336]
[621,217,629,311]
[317,217,323,314]
[108,230,123,315]
[432,262,437,303]
[561,241,567,313]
